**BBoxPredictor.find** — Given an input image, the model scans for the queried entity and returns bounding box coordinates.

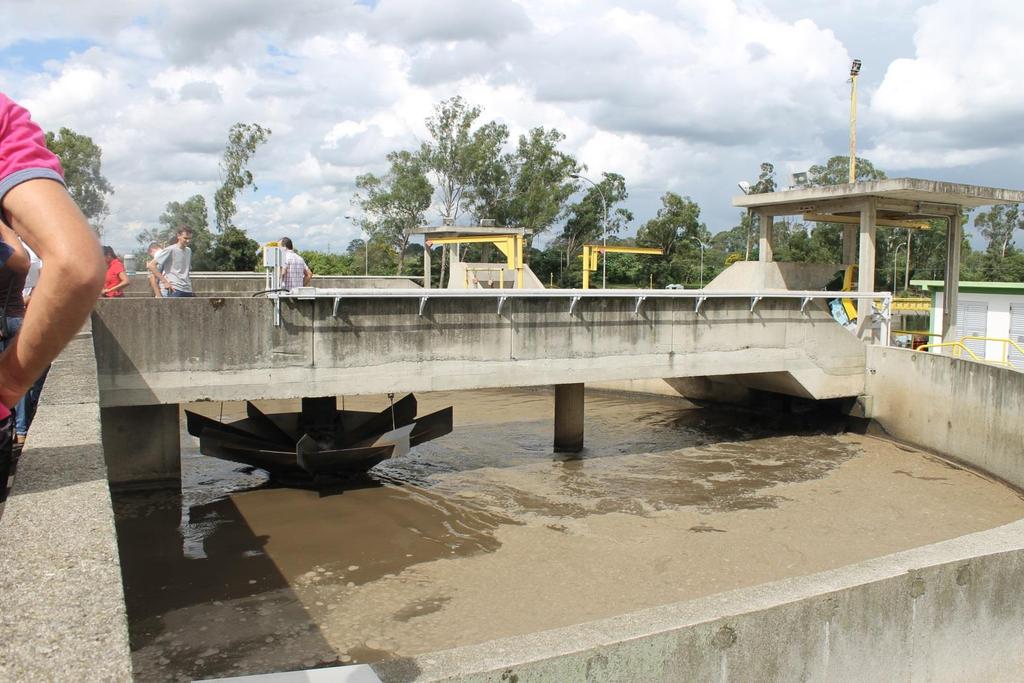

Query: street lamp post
[570,173,609,288]
[893,240,907,295]
[692,237,707,289]
[346,214,368,276]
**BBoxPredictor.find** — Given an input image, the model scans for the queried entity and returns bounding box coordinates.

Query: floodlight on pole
[848,58,861,183]
[570,173,609,288]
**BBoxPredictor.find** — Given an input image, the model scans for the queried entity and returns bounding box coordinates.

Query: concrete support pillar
[553,383,584,453]
[842,225,858,265]
[856,198,877,341]
[757,211,774,263]
[423,242,432,289]
[942,211,963,341]
[100,404,181,489]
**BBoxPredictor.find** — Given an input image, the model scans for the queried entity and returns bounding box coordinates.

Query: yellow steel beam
[590,245,663,255]
[802,213,931,230]
[426,235,520,246]
[580,244,663,289]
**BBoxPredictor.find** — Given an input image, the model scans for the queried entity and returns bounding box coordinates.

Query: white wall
[931,291,1024,362]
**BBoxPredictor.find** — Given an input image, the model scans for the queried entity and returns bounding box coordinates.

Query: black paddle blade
[341,394,418,446]
[410,406,454,447]
[245,401,298,446]
[185,410,258,441]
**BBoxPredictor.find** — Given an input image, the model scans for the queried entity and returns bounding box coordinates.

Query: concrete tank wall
[865,346,1024,489]
[120,272,421,296]
[91,295,869,407]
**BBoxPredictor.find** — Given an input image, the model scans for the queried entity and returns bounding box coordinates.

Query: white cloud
[4,0,1016,255]
[867,0,1024,169]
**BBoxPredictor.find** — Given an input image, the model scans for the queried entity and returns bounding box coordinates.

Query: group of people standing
[98,226,195,300]
[99,230,312,300]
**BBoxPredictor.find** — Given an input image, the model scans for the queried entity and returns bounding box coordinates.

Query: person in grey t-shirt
[149,227,193,297]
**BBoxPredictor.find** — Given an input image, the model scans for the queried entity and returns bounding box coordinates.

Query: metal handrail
[915,341,985,362]
[959,336,1024,367]
[275,287,891,302]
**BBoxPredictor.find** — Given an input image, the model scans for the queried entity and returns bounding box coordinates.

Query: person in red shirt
[101,246,128,297]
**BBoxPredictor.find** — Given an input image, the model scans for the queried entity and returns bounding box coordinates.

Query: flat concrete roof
[911,279,1024,294]
[732,178,1024,212]
[410,225,530,237]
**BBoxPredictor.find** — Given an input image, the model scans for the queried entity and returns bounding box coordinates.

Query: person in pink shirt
[0,92,104,498]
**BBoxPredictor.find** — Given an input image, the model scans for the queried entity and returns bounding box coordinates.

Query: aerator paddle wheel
[184,395,452,485]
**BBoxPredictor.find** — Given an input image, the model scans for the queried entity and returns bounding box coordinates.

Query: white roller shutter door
[1009,303,1024,369]
[955,301,987,359]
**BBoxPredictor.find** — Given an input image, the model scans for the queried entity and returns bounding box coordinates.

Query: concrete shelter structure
[733,178,1024,341]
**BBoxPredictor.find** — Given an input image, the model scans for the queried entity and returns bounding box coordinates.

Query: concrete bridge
[92,288,887,485]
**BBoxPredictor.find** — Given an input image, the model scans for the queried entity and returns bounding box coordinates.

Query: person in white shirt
[280,237,312,290]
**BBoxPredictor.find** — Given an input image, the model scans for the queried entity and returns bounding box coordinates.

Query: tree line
[44,99,1024,288]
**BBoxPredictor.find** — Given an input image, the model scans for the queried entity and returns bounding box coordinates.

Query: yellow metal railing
[959,336,1024,367]
[915,336,1024,369]
[915,341,985,362]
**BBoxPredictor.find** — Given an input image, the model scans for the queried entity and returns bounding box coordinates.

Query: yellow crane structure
[425,232,526,289]
[581,244,663,289]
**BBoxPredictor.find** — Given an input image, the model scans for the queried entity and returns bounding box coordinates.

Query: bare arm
[0,179,104,406]
[147,253,174,292]
[303,266,312,287]
[148,271,162,298]
[103,269,130,296]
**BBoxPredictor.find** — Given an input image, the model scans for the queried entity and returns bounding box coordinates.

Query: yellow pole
[516,235,524,289]
[581,245,591,289]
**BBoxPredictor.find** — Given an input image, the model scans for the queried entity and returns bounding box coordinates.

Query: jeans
[0,315,49,436]
[167,289,194,297]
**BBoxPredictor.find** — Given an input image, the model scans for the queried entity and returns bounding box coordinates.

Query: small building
[911,280,1024,369]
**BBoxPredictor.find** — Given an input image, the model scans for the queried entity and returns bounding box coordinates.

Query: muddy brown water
[112,388,1024,681]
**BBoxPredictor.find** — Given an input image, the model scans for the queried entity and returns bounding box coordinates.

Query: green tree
[44,127,114,234]
[560,172,633,262]
[420,96,508,221]
[136,195,214,267]
[214,122,271,231]
[301,250,354,275]
[354,150,433,275]
[470,127,581,239]
[207,123,270,271]
[974,204,1021,258]
[206,226,260,272]
[807,155,887,186]
[636,192,704,258]
[750,162,777,194]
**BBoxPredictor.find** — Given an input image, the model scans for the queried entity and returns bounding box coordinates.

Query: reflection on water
[114,388,862,680]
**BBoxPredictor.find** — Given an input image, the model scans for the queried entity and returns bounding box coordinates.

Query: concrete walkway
[0,321,132,680]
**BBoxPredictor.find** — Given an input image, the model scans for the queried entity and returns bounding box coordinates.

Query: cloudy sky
[2,0,1021,254]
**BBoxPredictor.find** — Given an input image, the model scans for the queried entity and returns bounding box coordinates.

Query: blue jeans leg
[16,365,48,436]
